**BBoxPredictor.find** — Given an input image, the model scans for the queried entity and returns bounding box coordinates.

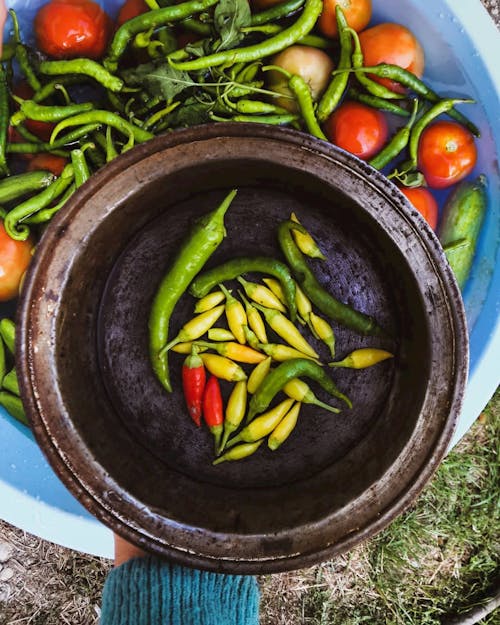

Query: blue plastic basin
[1,0,498,557]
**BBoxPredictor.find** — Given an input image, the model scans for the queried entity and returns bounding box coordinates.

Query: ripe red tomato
[417,121,477,189]
[116,0,149,26]
[319,0,372,39]
[27,154,68,177]
[34,0,112,60]
[324,101,388,160]
[359,23,424,94]
[399,186,439,230]
[0,222,34,302]
[12,82,55,142]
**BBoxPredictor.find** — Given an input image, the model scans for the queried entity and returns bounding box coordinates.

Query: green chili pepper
[9,10,41,92]
[0,319,16,354]
[4,164,75,241]
[289,75,327,140]
[299,34,332,49]
[346,88,411,117]
[250,0,304,25]
[149,189,237,393]
[7,123,102,155]
[170,0,323,71]
[0,392,29,427]
[0,64,9,177]
[212,440,263,465]
[278,220,385,336]
[0,337,5,384]
[230,99,288,115]
[247,358,350,422]
[10,100,95,127]
[50,111,153,145]
[317,5,352,123]
[190,256,297,322]
[0,171,55,204]
[2,368,20,396]
[368,98,418,170]
[71,146,92,188]
[24,183,76,225]
[32,76,83,104]
[106,0,220,71]
[38,59,124,93]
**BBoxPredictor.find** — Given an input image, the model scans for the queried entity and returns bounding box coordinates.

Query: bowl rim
[16,123,469,573]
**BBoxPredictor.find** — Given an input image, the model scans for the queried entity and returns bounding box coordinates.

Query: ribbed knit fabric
[100,557,260,625]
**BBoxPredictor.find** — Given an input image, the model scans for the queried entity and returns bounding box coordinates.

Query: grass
[260,389,500,624]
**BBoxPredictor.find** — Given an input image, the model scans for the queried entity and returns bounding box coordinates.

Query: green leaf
[213,0,252,51]
[169,96,213,127]
[122,61,195,101]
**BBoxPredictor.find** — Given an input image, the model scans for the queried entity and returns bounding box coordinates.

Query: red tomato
[319,0,372,39]
[324,101,388,160]
[417,121,477,189]
[0,222,34,302]
[399,187,439,230]
[12,82,56,142]
[116,0,148,26]
[34,0,112,60]
[359,23,424,94]
[27,154,68,177]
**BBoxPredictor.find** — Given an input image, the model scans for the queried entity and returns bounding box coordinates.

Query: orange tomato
[359,23,424,94]
[34,0,112,60]
[0,222,34,302]
[417,121,477,189]
[324,101,388,160]
[399,187,439,230]
[27,154,68,177]
[116,0,149,26]
[319,0,372,39]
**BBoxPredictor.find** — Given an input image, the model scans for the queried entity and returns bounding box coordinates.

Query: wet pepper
[182,347,206,427]
[203,375,224,452]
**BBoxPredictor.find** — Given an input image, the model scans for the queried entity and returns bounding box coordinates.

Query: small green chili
[250,0,304,25]
[50,111,154,145]
[10,99,95,127]
[39,59,124,93]
[0,64,10,177]
[369,98,418,170]
[347,87,411,117]
[0,171,55,204]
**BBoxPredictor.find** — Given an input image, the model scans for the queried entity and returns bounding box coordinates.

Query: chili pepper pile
[151,190,394,465]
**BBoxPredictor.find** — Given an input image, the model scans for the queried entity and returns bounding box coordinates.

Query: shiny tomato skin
[359,23,424,93]
[324,101,388,160]
[399,186,439,230]
[319,0,372,39]
[418,121,477,189]
[0,222,34,302]
[116,0,149,26]
[34,0,112,60]
[27,154,68,177]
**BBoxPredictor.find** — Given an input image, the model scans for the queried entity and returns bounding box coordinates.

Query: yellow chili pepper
[295,281,313,326]
[171,342,208,354]
[329,348,394,369]
[212,440,263,465]
[160,305,224,354]
[290,212,326,260]
[283,378,340,414]
[247,356,272,394]
[194,290,225,313]
[196,340,265,364]
[262,278,287,305]
[208,328,235,341]
[239,291,268,343]
[268,401,302,450]
[252,302,319,359]
[228,398,294,447]
[220,380,247,452]
[260,343,319,362]
[237,276,286,312]
[219,283,247,344]
[309,311,336,358]
[200,353,247,381]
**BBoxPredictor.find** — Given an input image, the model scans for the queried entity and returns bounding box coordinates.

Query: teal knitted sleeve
[100,556,260,625]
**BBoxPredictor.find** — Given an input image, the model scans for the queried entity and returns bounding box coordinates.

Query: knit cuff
[100,556,260,625]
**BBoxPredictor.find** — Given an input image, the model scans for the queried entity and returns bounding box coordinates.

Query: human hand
[113,533,146,567]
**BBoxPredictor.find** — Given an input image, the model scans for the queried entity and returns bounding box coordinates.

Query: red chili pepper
[182,347,206,427]
[203,375,224,452]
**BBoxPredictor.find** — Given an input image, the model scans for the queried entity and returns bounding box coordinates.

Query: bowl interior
[19,125,466,571]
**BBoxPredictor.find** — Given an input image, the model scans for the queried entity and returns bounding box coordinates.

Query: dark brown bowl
[17,124,467,573]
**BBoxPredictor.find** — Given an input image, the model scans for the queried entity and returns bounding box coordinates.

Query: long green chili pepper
[369,98,418,170]
[289,75,327,140]
[50,111,154,145]
[0,392,29,427]
[0,336,5,384]
[0,171,55,203]
[24,183,76,225]
[347,64,480,137]
[9,10,41,92]
[278,220,385,336]
[299,34,332,49]
[0,64,9,177]
[170,0,323,71]
[33,76,83,103]
[190,256,297,322]
[317,5,352,123]
[230,99,288,115]
[247,358,351,422]
[251,0,304,25]
[106,0,220,71]
[2,368,20,396]
[0,319,16,354]
[216,113,298,125]
[4,164,75,241]
[407,98,474,169]
[10,100,95,127]
[12,123,45,145]
[7,123,102,155]
[149,189,237,393]
[71,146,92,187]
[180,17,212,36]
[346,87,411,117]
[38,59,124,93]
